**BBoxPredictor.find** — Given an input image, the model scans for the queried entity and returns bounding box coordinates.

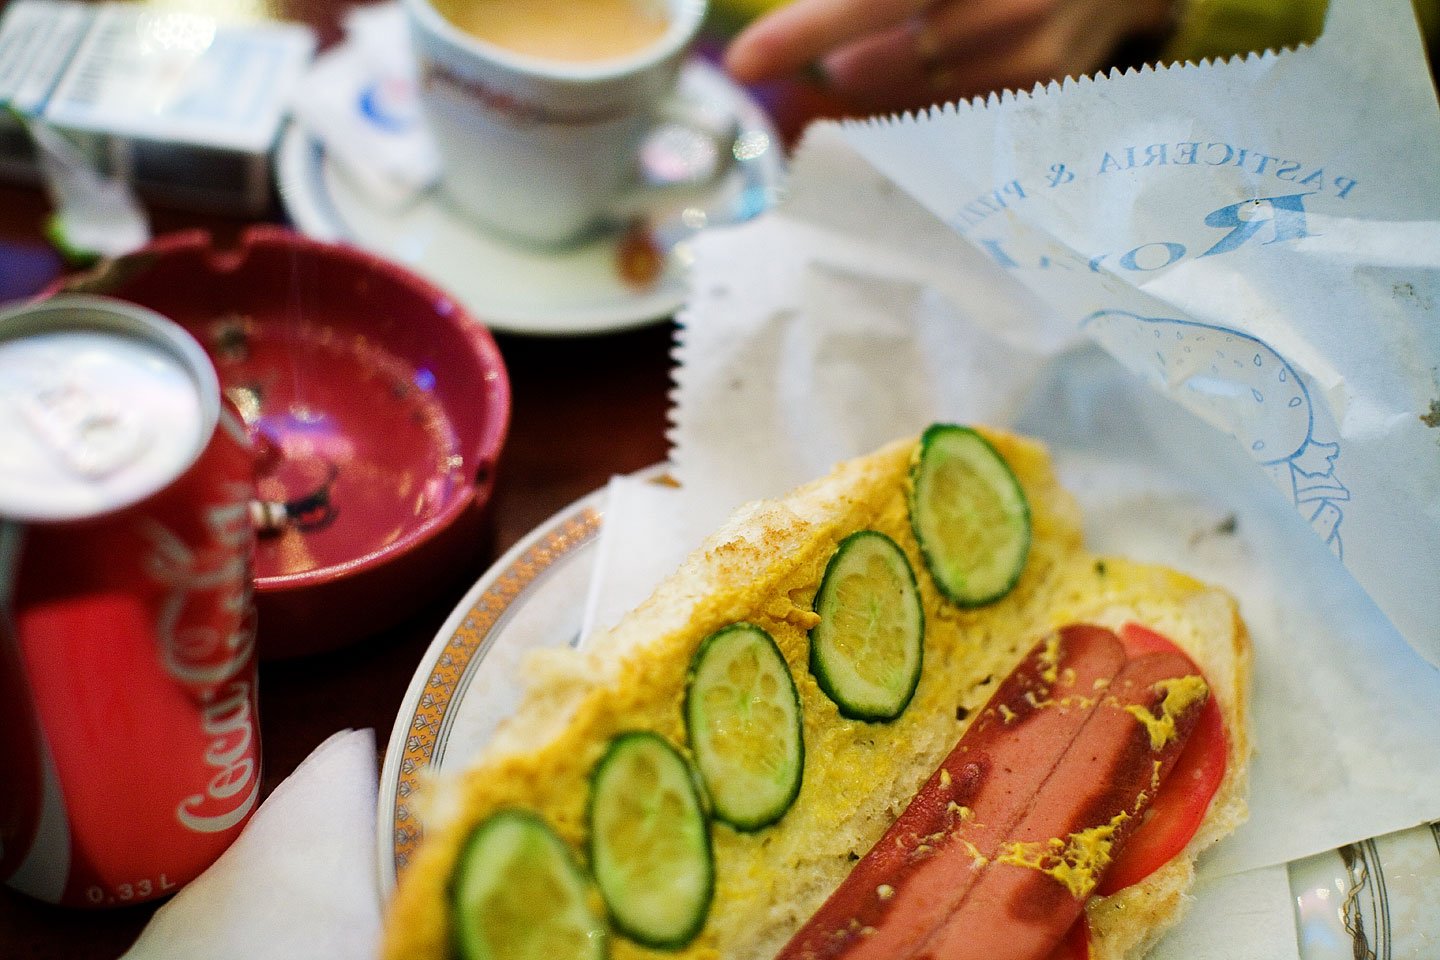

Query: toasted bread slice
[383,429,1250,960]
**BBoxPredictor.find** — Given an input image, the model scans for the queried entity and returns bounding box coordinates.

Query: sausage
[910,650,1209,960]
[776,625,1128,960]
[1094,622,1229,896]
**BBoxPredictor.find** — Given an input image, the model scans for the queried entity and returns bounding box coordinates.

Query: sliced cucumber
[449,810,607,960]
[809,531,924,721]
[908,424,1031,607]
[684,623,804,831]
[587,732,713,950]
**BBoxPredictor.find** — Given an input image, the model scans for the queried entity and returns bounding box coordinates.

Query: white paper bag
[651,0,1440,944]
[835,0,1440,668]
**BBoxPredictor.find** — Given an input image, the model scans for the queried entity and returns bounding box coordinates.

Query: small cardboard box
[0,0,314,215]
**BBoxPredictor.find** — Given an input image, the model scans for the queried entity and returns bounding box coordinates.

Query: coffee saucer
[275,59,784,337]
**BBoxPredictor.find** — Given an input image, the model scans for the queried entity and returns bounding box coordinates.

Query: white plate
[276,59,783,337]
[377,467,666,895]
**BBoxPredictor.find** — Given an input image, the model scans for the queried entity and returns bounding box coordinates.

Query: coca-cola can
[0,294,261,908]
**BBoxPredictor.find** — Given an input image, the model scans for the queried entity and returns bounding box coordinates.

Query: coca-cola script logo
[140,481,255,691]
[139,479,260,835]
[175,679,260,833]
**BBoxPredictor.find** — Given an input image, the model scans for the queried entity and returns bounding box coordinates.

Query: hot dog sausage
[776,625,1128,960]
[911,650,1209,960]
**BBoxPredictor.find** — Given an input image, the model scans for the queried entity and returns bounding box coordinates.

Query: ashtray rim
[46,225,513,652]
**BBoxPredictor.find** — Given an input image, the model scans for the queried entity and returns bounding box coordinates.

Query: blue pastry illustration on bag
[1084,310,1350,558]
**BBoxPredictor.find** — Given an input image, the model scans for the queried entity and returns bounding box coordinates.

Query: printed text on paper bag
[956,140,1359,274]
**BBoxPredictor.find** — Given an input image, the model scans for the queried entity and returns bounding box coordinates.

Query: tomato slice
[1096,622,1229,896]
[1044,913,1091,960]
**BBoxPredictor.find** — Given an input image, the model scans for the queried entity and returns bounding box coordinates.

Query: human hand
[724,0,1175,113]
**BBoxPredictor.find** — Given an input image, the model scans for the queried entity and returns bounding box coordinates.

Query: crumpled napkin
[121,728,382,960]
[288,3,440,211]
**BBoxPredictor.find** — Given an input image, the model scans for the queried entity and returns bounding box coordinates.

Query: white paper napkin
[663,207,1440,942]
[121,728,382,960]
[288,3,440,210]
[580,474,706,642]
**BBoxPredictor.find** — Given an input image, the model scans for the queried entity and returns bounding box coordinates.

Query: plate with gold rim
[376,465,668,895]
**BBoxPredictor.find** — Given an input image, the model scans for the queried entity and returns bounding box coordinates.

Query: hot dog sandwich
[383,425,1251,960]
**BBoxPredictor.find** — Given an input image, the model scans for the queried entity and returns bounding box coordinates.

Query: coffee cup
[402,0,729,248]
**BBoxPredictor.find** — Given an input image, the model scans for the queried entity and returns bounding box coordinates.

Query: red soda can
[0,295,260,908]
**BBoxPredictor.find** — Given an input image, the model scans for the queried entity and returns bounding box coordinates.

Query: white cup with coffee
[403,0,727,248]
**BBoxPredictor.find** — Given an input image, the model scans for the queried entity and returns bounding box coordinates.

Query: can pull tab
[18,372,151,480]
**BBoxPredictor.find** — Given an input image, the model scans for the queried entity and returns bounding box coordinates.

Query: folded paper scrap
[27,117,149,262]
[645,0,1440,955]
[121,729,382,960]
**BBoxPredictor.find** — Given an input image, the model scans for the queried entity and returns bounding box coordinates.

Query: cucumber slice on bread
[588,732,714,950]
[810,530,925,721]
[909,424,1031,607]
[450,810,607,960]
[684,623,804,831]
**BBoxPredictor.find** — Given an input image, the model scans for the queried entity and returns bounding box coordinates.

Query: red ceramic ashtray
[51,226,510,658]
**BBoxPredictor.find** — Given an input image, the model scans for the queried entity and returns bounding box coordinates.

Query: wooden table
[0,1,685,954]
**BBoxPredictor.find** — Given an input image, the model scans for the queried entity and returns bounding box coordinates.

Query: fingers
[724,0,929,84]
[919,0,1054,49]
[725,0,1165,115]
[819,15,1048,111]
[820,0,1119,113]
[814,24,942,111]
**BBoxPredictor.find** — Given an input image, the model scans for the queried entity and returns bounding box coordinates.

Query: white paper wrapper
[585,468,1323,957]
[1149,865,1298,960]
[585,0,1440,952]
